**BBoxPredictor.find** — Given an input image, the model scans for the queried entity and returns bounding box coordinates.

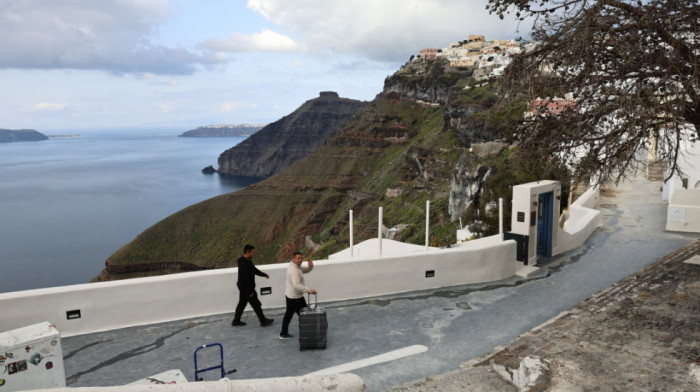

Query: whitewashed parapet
[556,187,601,255]
[0,239,516,337]
[30,374,365,392]
[666,188,700,233]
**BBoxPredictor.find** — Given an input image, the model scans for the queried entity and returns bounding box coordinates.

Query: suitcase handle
[307,292,317,309]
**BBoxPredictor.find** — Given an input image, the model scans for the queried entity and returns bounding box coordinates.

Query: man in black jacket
[231,244,274,327]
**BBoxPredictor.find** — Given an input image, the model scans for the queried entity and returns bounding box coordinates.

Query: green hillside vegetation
[96,59,569,281]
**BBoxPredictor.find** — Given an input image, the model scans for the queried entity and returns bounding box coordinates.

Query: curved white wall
[0,239,516,337]
[666,188,700,233]
[38,374,366,392]
[556,187,601,255]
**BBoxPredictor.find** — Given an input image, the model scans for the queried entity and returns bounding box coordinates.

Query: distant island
[178,124,265,137]
[0,129,48,143]
[47,134,80,138]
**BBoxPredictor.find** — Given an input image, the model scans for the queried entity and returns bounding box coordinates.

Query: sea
[0,129,259,294]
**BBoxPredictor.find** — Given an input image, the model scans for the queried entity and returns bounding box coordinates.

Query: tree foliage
[486,0,699,184]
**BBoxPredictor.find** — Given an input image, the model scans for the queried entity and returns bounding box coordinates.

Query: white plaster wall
[662,140,700,200]
[666,188,700,233]
[0,241,516,337]
[662,177,682,201]
[570,186,599,210]
[36,374,366,392]
[453,235,504,247]
[662,141,700,233]
[556,187,601,255]
[328,238,438,259]
[510,186,534,236]
[510,180,561,264]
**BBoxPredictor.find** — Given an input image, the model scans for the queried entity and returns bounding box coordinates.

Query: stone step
[515,265,540,278]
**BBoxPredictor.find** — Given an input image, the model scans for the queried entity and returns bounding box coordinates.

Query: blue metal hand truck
[193,343,228,381]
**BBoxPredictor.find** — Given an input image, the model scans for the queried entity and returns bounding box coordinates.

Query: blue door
[537,192,554,256]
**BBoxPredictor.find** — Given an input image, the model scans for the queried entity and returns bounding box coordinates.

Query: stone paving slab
[384,239,700,391]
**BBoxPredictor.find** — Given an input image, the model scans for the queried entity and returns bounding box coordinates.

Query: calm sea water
[0,130,258,293]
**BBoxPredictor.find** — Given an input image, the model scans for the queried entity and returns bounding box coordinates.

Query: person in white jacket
[279,251,317,339]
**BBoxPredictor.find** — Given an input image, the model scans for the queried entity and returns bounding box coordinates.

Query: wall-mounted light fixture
[66,309,81,320]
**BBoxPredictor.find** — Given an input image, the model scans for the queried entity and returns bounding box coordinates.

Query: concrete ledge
[27,374,365,392]
[515,265,540,278]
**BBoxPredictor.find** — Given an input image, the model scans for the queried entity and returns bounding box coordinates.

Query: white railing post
[499,197,504,240]
[378,207,383,256]
[425,200,430,250]
[349,210,354,257]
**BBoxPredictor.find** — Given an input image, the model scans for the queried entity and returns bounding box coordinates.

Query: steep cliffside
[0,129,48,143]
[96,58,564,282]
[217,92,368,178]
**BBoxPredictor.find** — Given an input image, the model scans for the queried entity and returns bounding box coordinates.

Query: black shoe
[231,320,246,326]
[260,318,274,327]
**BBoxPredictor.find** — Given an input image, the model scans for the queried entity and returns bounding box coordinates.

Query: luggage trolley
[193,343,226,381]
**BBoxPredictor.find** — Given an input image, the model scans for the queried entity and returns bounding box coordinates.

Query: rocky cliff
[179,124,264,137]
[217,92,369,178]
[0,129,48,143]
[96,58,566,282]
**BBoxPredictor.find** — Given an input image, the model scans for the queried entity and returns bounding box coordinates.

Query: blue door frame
[537,192,554,256]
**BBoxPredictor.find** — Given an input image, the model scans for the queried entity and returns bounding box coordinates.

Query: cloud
[205,29,299,53]
[33,103,66,111]
[0,1,222,75]
[246,0,529,62]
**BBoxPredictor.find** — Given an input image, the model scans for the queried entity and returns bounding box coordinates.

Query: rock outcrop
[0,129,48,143]
[449,156,491,221]
[217,92,368,178]
[179,124,264,137]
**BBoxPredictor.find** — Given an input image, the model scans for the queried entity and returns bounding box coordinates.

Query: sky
[0,0,528,131]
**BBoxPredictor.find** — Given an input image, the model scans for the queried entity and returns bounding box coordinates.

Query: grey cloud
[248,0,530,63]
[0,0,222,75]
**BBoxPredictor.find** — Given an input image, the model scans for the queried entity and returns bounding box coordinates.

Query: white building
[663,139,700,233]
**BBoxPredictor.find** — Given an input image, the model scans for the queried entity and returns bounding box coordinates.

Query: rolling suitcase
[298,293,328,350]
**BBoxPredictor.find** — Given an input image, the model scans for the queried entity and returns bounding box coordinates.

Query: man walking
[279,251,316,339]
[232,244,274,327]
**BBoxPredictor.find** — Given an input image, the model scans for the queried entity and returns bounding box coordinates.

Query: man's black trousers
[280,295,308,335]
[233,290,266,323]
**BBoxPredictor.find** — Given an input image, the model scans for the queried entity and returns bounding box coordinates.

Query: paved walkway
[384,240,700,391]
[384,179,700,391]
[61,177,698,391]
